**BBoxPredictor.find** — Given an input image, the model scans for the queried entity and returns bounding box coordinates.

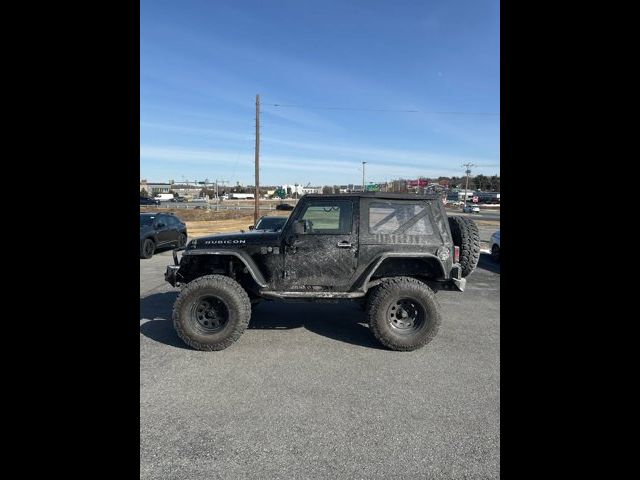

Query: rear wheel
[366,277,441,351]
[172,275,251,351]
[140,238,155,259]
[448,216,480,277]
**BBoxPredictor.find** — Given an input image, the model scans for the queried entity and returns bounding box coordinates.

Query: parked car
[490,230,500,262]
[249,216,288,232]
[140,213,188,259]
[275,203,294,211]
[462,204,480,213]
[140,196,160,206]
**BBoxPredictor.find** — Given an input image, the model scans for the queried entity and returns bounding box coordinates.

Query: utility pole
[362,161,367,191]
[215,179,228,211]
[254,94,260,224]
[462,163,476,206]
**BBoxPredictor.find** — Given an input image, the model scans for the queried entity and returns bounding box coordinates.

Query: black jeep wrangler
[165,193,480,351]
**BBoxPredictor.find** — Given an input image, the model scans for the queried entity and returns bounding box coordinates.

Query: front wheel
[366,277,441,351]
[172,275,251,351]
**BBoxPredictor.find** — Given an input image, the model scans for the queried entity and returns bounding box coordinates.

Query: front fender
[181,248,268,288]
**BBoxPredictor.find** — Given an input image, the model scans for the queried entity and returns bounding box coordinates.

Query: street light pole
[254,94,260,225]
[362,161,367,191]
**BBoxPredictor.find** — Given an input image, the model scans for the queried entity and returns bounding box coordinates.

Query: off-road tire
[448,216,480,277]
[140,238,155,259]
[460,216,481,274]
[366,277,441,351]
[172,275,251,351]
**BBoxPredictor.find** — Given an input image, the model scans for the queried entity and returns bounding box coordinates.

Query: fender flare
[357,252,447,291]
[182,249,268,288]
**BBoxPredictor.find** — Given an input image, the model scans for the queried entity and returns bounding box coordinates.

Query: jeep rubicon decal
[203,239,247,245]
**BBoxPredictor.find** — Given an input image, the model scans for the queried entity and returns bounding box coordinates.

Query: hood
[188,230,281,250]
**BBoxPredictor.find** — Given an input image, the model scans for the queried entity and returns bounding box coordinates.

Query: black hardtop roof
[303,192,439,201]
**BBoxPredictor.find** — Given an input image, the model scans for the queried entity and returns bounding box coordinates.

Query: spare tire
[448,216,481,277]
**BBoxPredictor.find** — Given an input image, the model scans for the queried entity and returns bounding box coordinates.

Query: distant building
[140,180,172,195]
[281,184,304,196]
[301,186,323,195]
[171,184,203,199]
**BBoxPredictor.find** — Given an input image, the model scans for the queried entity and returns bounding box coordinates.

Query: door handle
[337,241,352,248]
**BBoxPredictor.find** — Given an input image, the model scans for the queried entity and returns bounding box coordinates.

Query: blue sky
[141,0,500,186]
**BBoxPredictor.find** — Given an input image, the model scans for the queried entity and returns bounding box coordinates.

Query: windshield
[140,215,155,227]
[256,217,287,230]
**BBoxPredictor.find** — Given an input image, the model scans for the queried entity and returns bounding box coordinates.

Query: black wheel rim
[144,241,153,257]
[387,298,426,334]
[190,295,229,334]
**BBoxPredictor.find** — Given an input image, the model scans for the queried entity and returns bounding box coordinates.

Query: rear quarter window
[369,202,434,235]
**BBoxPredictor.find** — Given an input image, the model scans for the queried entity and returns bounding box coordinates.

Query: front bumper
[165,247,186,286]
[165,265,180,286]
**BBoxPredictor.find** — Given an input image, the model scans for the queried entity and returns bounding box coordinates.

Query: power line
[263,103,499,116]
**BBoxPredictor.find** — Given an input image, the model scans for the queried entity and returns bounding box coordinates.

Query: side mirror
[155,222,165,229]
[248,225,255,230]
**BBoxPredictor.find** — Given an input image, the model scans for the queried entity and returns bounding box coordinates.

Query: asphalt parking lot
[140,246,500,479]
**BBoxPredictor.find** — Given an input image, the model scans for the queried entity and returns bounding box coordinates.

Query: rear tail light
[453,246,460,263]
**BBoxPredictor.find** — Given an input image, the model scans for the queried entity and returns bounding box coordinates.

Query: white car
[490,230,500,262]
[462,204,480,213]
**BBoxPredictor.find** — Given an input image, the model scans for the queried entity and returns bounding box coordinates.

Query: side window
[299,201,353,234]
[165,216,178,227]
[369,202,434,235]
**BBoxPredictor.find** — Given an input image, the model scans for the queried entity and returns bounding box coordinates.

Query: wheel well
[369,257,445,282]
[179,255,260,294]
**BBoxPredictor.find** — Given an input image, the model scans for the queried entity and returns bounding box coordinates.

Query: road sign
[407,179,429,187]
[365,184,379,192]
[472,196,478,203]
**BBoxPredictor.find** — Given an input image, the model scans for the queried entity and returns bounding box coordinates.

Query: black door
[283,199,358,290]
[164,215,181,244]
[154,215,173,246]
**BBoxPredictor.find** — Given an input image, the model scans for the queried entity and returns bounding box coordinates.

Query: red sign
[406,179,429,187]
